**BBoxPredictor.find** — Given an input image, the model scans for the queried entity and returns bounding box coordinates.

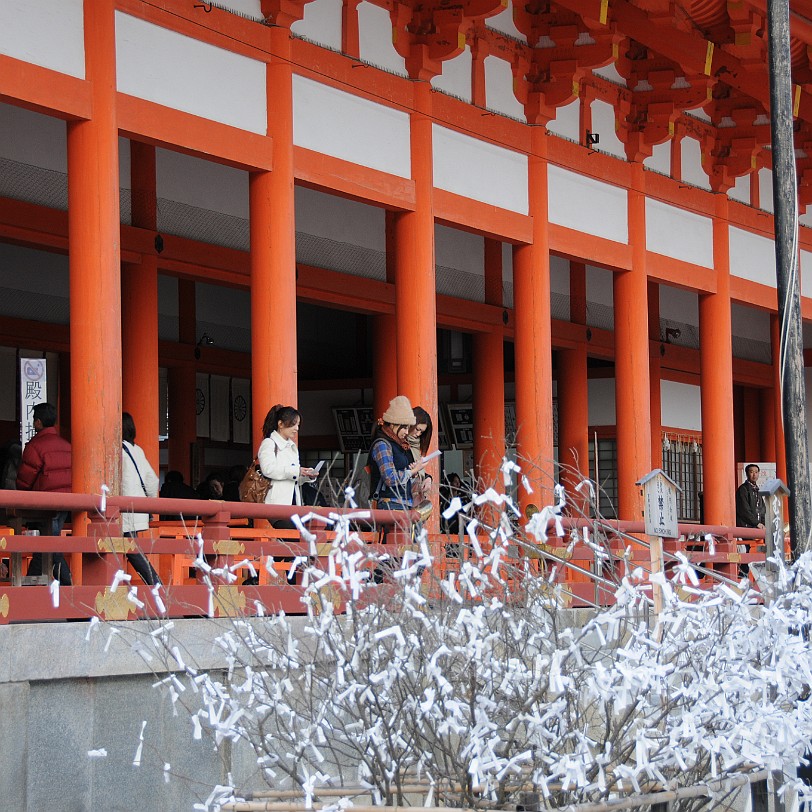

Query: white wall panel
[485,3,526,41]
[0,104,66,172]
[547,100,579,142]
[644,141,670,175]
[294,75,411,177]
[548,166,628,243]
[801,249,812,299]
[588,378,616,425]
[728,173,750,206]
[646,199,713,268]
[587,264,613,306]
[729,226,776,287]
[295,186,385,250]
[291,0,342,51]
[156,149,248,217]
[358,2,406,75]
[758,167,775,213]
[436,225,484,274]
[659,285,698,327]
[680,137,710,190]
[433,125,528,213]
[115,12,267,134]
[550,255,570,295]
[211,0,261,16]
[432,47,471,102]
[590,100,624,159]
[731,302,770,341]
[0,0,84,78]
[484,56,525,120]
[660,380,701,431]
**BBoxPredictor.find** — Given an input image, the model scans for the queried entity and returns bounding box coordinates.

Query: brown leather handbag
[239,458,271,503]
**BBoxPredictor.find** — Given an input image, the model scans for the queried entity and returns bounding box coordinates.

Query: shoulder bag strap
[123,443,148,496]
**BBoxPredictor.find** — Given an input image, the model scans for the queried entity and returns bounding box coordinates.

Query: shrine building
[2,0,811,524]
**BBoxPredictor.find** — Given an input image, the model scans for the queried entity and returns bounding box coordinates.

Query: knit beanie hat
[382,395,416,426]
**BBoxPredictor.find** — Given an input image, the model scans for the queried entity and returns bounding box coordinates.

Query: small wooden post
[637,470,680,615]
[759,478,790,605]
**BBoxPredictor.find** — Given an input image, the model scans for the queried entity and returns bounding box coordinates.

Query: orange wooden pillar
[373,211,399,420]
[513,127,554,506]
[67,0,122,497]
[770,313,788,482]
[168,280,197,482]
[250,25,298,447]
[558,261,589,498]
[122,141,160,471]
[699,196,735,524]
[648,283,663,470]
[613,164,651,519]
[395,80,437,413]
[394,80,438,525]
[473,238,505,490]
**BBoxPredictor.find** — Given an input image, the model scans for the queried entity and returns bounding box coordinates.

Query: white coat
[122,441,160,533]
[258,431,302,506]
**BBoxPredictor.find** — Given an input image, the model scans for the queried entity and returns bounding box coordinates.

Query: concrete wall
[0,618,282,810]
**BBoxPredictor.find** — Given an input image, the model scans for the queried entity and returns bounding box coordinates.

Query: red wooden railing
[0,490,770,623]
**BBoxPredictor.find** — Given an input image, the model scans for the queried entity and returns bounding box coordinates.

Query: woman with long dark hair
[258,404,320,527]
[407,405,434,504]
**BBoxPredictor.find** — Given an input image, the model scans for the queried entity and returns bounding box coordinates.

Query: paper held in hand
[421,449,442,464]
[313,460,325,473]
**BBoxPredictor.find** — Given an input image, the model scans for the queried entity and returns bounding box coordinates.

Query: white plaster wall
[731,302,770,342]
[119,137,131,190]
[758,167,775,213]
[801,249,812,299]
[588,378,616,425]
[484,56,525,120]
[291,0,342,51]
[800,210,812,228]
[295,187,385,250]
[433,125,529,213]
[548,166,628,244]
[590,100,624,159]
[728,172,750,205]
[485,3,526,41]
[435,225,484,274]
[646,199,713,268]
[593,64,626,86]
[0,103,66,172]
[587,264,613,306]
[211,0,261,16]
[729,226,776,288]
[0,0,85,79]
[680,137,711,190]
[659,285,699,327]
[115,12,267,135]
[294,75,411,178]
[432,48,471,103]
[358,2,406,75]
[660,380,701,431]
[156,149,248,217]
[547,99,579,142]
[550,255,570,295]
[644,141,670,175]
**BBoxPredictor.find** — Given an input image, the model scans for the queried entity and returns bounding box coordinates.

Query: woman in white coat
[258,404,319,528]
[121,412,161,585]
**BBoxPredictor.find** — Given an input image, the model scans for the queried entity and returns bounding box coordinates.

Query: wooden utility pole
[767,0,812,557]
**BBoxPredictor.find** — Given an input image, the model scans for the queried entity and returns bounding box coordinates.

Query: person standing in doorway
[735,463,766,530]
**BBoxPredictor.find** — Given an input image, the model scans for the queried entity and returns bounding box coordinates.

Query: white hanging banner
[231,378,251,445]
[196,373,210,439]
[20,357,47,448]
[210,375,230,442]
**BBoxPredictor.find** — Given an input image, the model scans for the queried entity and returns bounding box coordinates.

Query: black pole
[767,0,812,558]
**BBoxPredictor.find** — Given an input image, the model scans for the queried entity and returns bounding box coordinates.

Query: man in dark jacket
[16,402,72,583]
[735,463,765,530]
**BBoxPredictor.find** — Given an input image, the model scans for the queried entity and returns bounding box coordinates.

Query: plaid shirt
[370,438,413,506]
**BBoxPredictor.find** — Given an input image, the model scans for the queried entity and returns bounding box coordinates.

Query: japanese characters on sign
[642,472,678,538]
[20,357,47,448]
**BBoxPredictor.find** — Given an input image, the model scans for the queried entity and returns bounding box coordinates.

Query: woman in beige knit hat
[368,395,427,512]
